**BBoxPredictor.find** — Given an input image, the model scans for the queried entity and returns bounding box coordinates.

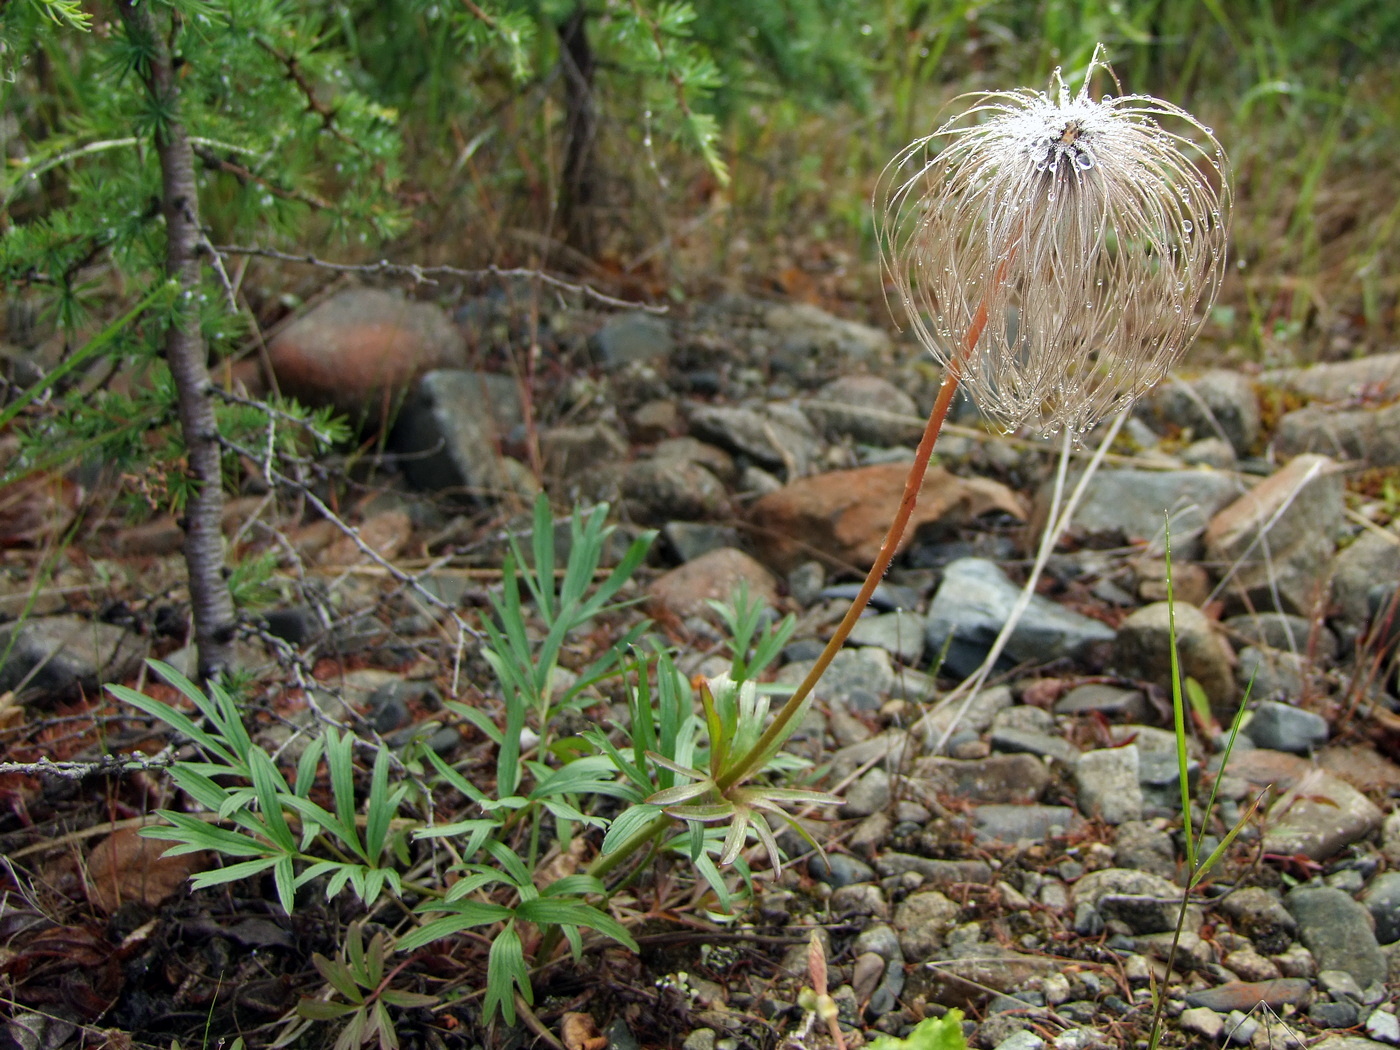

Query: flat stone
[841,767,892,818]
[1112,601,1237,719]
[874,854,993,886]
[1311,1036,1398,1050]
[1182,437,1238,469]
[1222,947,1280,982]
[1137,750,1200,812]
[389,369,531,502]
[1286,885,1387,988]
[809,853,875,888]
[1331,526,1400,629]
[1204,453,1345,615]
[269,288,466,422]
[807,374,921,446]
[1243,699,1328,753]
[1262,351,1400,403]
[0,616,146,699]
[1224,612,1338,663]
[972,805,1082,845]
[1318,744,1400,797]
[1076,746,1144,824]
[1183,979,1314,1012]
[777,646,897,713]
[622,458,729,523]
[687,401,821,475]
[848,611,926,665]
[645,547,780,620]
[1146,370,1263,455]
[762,301,893,363]
[1263,768,1384,862]
[1236,646,1308,702]
[750,465,1024,574]
[1040,468,1241,555]
[660,522,742,563]
[1274,400,1400,466]
[918,685,1015,742]
[911,753,1051,805]
[1055,684,1149,722]
[911,950,1057,1009]
[1366,1011,1400,1045]
[1073,868,1193,934]
[1112,821,1178,879]
[989,725,1081,765]
[1178,1006,1225,1041]
[589,311,674,369]
[926,558,1115,679]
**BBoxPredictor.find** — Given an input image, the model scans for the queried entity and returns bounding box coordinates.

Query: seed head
[878,46,1231,436]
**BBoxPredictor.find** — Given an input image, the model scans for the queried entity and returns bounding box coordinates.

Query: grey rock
[1384,810,1400,866]
[849,611,926,665]
[1361,871,1400,945]
[828,729,915,780]
[972,805,1082,845]
[622,458,728,523]
[540,421,628,480]
[1218,887,1298,955]
[762,301,892,363]
[1137,750,1201,812]
[1204,453,1345,615]
[1112,821,1178,879]
[810,852,876,888]
[590,311,674,369]
[841,767,892,818]
[831,883,889,920]
[989,725,1081,766]
[1182,437,1239,469]
[854,924,904,963]
[925,558,1115,679]
[1332,526,1400,629]
[1179,1006,1225,1041]
[1146,370,1263,455]
[1366,1011,1400,1045]
[1236,646,1308,700]
[1113,601,1237,719]
[653,436,739,482]
[910,753,1050,805]
[1262,351,1400,403]
[0,616,146,698]
[1286,885,1387,988]
[687,401,822,475]
[1043,468,1240,554]
[1223,947,1281,982]
[1243,699,1328,753]
[1310,1038,1396,1050]
[919,685,1015,742]
[1263,770,1383,862]
[1073,868,1193,934]
[661,522,742,562]
[1054,684,1149,723]
[1225,612,1338,663]
[1274,400,1400,466]
[1318,968,1365,1001]
[778,646,896,713]
[1223,1010,1259,1045]
[894,889,960,961]
[874,854,993,885]
[390,370,530,502]
[993,1032,1045,1050]
[1076,746,1144,824]
[807,374,921,446]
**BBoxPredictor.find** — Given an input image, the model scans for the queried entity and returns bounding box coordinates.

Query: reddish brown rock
[321,509,413,566]
[1183,979,1313,1012]
[268,288,466,423]
[749,462,1024,573]
[645,547,780,620]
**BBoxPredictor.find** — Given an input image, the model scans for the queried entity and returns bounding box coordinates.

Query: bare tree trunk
[117,1,237,681]
[558,4,599,257]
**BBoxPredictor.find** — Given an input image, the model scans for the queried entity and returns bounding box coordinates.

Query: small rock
[1310,1000,1362,1029]
[661,522,742,562]
[1236,647,1309,703]
[1286,885,1387,988]
[1312,1038,1398,1050]
[989,725,1081,765]
[751,466,1023,573]
[1223,1010,1259,1045]
[762,301,892,362]
[1146,370,1262,455]
[992,1031,1045,1050]
[807,375,922,446]
[1361,871,1400,946]
[779,646,897,713]
[1258,765,1384,862]
[1182,437,1238,469]
[681,1027,716,1050]
[841,767,892,818]
[1273,400,1400,467]
[1243,700,1328,753]
[623,459,729,523]
[1041,468,1240,554]
[0,616,146,698]
[269,288,467,421]
[1223,947,1281,982]
[809,853,876,889]
[972,805,1082,845]
[1113,601,1237,719]
[646,548,780,620]
[926,558,1115,679]
[848,611,926,665]
[910,753,1050,805]
[831,883,889,920]
[1183,979,1313,1012]
[874,855,993,886]
[1272,944,1317,979]
[1076,746,1144,824]
[1384,811,1400,866]
[1262,351,1400,403]
[1054,684,1149,723]
[1137,750,1201,813]
[1317,968,1365,1001]
[1179,1006,1225,1041]
[1112,821,1178,879]
[688,401,822,476]
[590,312,674,369]
[630,398,682,441]
[1204,453,1345,615]
[1224,612,1338,663]
[1331,527,1400,629]
[1366,1010,1400,1045]
[894,890,960,961]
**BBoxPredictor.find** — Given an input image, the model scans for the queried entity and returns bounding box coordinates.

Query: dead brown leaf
[560,1012,607,1050]
[84,827,206,914]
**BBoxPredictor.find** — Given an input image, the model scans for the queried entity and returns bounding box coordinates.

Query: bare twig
[211,244,665,312]
[0,749,173,779]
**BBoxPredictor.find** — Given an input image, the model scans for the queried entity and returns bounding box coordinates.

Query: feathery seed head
[878,46,1231,437]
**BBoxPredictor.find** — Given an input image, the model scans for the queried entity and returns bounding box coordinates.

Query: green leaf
[600,803,665,854]
[483,924,529,1026]
[313,953,364,1003]
[867,1009,968,1050]
[396,904,514,952]
[189,856,278,890]
[295,999,359,1021]
[515,898,638,952]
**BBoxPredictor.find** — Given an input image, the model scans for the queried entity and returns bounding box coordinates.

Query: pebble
[1367,1010,1400,1045]
[1076,745,1144,824]
[1179,1006,1226,1041]
[1048,467,1240,553]
[1243,699,1329,753]
[645,547,780,620]
[847,610,926,665]
[910,753,1050,805]
[0,616,146,698]
[1054,683,1149,722]
[893,890,959,960]
[1360,870,1400,945]
[972,805,1082,845]
[1113,600,1238,719]
[1286,885,1388,988]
